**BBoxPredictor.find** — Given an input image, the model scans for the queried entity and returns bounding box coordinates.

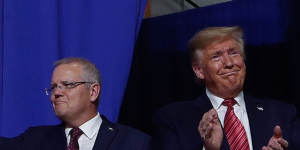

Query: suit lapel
[92,116,118,150]
[194,94,214,113]
[244,95,269,150]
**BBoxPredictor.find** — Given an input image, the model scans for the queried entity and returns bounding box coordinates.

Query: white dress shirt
[65,113,102,150]
[203,89,253,150]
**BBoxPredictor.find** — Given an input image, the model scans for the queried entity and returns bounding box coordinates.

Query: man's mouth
[220,70,239,77]
[53,100,67,105]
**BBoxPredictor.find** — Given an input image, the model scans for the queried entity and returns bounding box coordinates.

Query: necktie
[67,127,83,150]
[223,98,250,150]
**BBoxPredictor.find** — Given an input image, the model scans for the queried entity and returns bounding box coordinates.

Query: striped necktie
[223,98,250,150]
[67,127,83,150]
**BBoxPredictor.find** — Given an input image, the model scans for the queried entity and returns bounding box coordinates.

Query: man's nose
[222,54,234,68]
[52,85,64,92]
[54,94,63,99]
[52,85,64,98]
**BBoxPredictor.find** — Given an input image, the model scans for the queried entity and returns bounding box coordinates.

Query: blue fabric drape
[0,0,147,137]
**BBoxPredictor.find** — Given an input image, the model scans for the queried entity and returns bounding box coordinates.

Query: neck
[64,111,97,128]
[208,88,242,99]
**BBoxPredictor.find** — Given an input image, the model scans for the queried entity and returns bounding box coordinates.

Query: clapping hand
[198,109,222,150]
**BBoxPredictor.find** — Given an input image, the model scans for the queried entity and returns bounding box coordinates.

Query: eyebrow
[210,50,223,56]
[51,80,72,85]
[228,48,237,51]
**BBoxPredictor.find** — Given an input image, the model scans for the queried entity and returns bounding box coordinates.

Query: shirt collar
[206,88,245,110]
[65,112,102,140]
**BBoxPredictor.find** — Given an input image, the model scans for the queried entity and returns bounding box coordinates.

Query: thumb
[273,125,282,138]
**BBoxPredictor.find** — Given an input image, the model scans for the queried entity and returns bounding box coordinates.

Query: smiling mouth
[53,101,66,105]
[220,71,239,77]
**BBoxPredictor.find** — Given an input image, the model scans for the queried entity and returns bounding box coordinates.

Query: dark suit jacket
[151,94,300,150]
[0,137,9,145]
[1,115,150,150]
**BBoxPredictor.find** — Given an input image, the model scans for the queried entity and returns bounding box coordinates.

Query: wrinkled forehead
[206,39,240,52]
[194,39,244,63]
[51,63,84,82]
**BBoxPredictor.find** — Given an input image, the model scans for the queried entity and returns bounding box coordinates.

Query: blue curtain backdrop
[0,0,147,137]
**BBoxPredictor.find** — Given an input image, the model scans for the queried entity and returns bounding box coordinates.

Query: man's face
[50,63,93,121]
[193,39,246,98]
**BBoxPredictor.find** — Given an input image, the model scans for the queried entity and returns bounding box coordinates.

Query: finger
[198,109,219,139]
[266,146,275,150]
[198,118,205,130]
[208,108,216,113]
[199,111,210,128]
[269,142,283,150]
[198,110,213,137]
[205,109,221,132]
[206,109,215,121]
[202,111,211,123]
[201,109,215,127]
[262,146,272,150]
[202,114,211,129]
[268,137,282,150]
[199,122,212,140]
[198,123,206,139]
[277,138,288,148]
[211,115,220,124]
[208,109,217,116]
[205,122,213,139]
[210,109,218,119]
[207,109,219,124]
[273,125,282,138]
[198,120,206,137]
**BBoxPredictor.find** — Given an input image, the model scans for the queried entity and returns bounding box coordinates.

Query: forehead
[52,63,83,82]
[205,39,240,54]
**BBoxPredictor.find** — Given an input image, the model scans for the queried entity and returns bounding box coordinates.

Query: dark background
[119,0,300,134]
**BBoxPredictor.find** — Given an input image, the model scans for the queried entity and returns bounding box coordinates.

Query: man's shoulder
[97,115,150,150]
[101,115,150,139]
[156,95,210,116]
[152,95,211,126]
[23,124,63,133]
[245,95,296,109]
[11,124,65,141]
[245,94,298,116]
[0,124,66,150]
[115,123,150,139]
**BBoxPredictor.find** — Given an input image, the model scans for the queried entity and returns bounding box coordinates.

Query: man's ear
[192,63,205,80]
[89,83,100,102]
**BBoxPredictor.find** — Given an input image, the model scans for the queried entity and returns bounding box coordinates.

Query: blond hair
[188,26,245,64]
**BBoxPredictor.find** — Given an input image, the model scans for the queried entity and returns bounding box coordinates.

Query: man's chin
[222,75,242,84]
[55,112,69,122]
[224,85,243,95]
[54,110,64,116]
[53,107,68,118]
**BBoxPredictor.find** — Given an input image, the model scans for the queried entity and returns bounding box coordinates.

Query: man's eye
[229,49,240,55]
[61,81,74,88]
[64,83,75,88]
[211,55,220,60]
[50,84,57,90]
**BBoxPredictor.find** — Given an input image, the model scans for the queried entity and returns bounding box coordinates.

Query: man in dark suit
[1,57,150,150]
[151,26,300,150]
[0,137,9,144]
